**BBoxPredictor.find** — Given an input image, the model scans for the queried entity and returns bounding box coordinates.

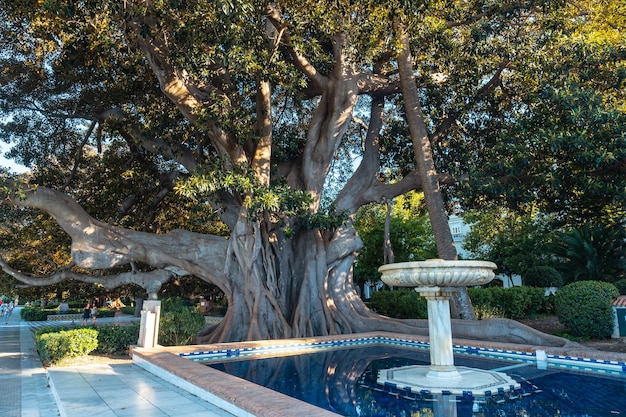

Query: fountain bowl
[378,259,497,288]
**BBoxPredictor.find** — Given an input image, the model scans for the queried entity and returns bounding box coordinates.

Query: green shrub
[94,307,116,318]
[95,323,140,356]
[160,297,192,311]
[121,306,136,315]
[51,308,82,315]
[468,287,507,319]
[614,279,626,295]
[36,328,98,365]
[367,290,427,319]
[158,297,206,346]
[491,287,524,318]
[517,286,547,317]
[35,326,74,337]
[522,266,564,288]
[555,280,619,338]
[474,305,505,319]
[468,287,547,319]
[467,287,493,309]
[20,307,49,321]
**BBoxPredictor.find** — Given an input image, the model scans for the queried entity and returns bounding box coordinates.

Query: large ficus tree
[1,0,624,345]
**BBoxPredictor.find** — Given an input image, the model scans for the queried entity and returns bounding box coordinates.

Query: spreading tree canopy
[1,0,624,345]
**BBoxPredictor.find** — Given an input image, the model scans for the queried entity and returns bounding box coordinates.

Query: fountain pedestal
[417,287,460,379]
[376,260,520,396]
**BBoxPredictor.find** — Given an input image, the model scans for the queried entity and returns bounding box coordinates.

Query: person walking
[81,303,90,325]
[90,304,98,325]
[3,302,12,324]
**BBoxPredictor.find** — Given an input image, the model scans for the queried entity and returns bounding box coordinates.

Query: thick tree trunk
[200,219,577,349]
[395,20,475,319]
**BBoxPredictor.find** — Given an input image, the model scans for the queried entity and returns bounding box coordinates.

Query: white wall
[448,213,472,260]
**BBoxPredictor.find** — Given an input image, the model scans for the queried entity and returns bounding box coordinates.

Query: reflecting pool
[198,344,626,417]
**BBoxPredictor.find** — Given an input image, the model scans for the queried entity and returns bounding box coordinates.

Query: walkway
[0,306,237,417]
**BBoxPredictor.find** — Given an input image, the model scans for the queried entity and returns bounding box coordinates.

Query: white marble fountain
[376,259,520,396]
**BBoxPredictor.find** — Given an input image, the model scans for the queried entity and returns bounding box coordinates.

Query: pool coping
[130,332,626,417]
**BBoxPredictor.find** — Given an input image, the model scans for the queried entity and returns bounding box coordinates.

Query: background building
[448,214,522,288]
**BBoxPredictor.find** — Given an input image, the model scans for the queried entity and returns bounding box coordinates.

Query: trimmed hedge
[467,286,547,319]
[93,307,116,318]
[522,266,564,288]
[555,280,619,338]
[20,306,117,320]
[121,306,136,315]
[36,328,98,365]
[95,323,140,355]
[367,290,428,319]
[369,287,547,320]
[20,307,49,321]
[35,323,139,363]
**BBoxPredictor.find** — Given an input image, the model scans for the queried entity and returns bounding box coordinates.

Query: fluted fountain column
[417,287,460,379]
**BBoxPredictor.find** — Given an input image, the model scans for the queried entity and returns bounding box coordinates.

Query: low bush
[95,323,140,355]
[367,290,428,319]
[121,306,136,315]
[20,305,117,320]
[466,287,493,312]
[158,297,206,346]
[473,305,505,319]
[468,287,547,319]
[36,328,98,365]
[67,302,83,309]
[555,280,619,338]
[522,266,564,288]
[35,323,139,360]
[94,307,116,318]
[53,308,82,315]
[35,326,73,337]
[20,307,49,321]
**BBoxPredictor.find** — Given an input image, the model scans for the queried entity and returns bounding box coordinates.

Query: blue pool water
[200,344,626,417]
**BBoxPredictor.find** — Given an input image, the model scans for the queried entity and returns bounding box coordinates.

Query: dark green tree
[463,208,557,278]
[553,221,626,283]
[456,1,626,222]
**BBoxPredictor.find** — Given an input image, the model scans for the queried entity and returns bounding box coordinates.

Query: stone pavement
[0,306,238,417]
[0,307,59,417]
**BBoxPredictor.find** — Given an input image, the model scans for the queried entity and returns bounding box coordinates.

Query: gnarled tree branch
[0,258,173,293]
[266,3,328,91]
[125,6,247,169]
[3,184,231,292]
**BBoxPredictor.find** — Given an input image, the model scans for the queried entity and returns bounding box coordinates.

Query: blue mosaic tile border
[368,379,528,401]
[545,353,626,375]
[179,336,626,375]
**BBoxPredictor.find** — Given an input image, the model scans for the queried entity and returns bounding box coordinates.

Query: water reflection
[205,345,626,417]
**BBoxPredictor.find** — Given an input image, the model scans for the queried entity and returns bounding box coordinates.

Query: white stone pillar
[417,287,461,379]
[138,300,161,348]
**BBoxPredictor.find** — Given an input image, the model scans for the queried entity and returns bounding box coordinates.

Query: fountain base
[377,365,520,396]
